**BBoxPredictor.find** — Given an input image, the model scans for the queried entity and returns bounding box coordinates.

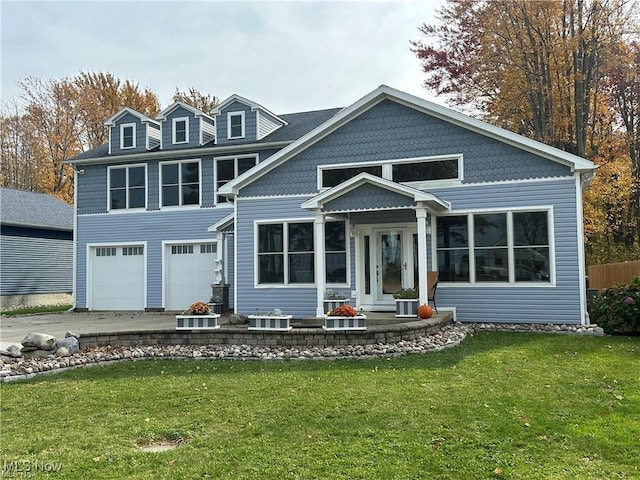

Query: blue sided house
[67,85,596,324]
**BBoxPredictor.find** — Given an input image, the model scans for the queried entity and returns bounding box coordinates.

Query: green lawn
[1,332,638,479]
[1,304,72,316]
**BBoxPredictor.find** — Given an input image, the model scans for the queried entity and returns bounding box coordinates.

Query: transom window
[108,165,146,210]
[160,160,200,207]
[257,221,347,285]
[120,123,136,149]
[436,211,551,284]
[171,245,194,254]
[172,117,188,144]
[322,166,383,188]
[227,112,245,139]
[215,155,257,203]
[320,156,461,188]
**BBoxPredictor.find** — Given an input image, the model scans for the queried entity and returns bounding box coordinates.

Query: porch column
[416,206,429,306]
[314,210,326,317]
[214,231,225,284]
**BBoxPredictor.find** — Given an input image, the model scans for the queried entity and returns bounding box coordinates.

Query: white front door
[372,228,420,306]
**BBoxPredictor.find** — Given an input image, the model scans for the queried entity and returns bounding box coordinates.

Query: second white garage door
[165,242,216,311]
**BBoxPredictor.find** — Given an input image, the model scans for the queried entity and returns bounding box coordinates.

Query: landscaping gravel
[0,322,604,382]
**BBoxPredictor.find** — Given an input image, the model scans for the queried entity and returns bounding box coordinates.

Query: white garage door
[166,242,216,311]
[90,245,145,310]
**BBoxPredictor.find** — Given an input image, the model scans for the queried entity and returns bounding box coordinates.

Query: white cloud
[1,1,443,112]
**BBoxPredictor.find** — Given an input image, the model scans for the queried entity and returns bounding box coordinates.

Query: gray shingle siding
[215,101,256,144]
[110,112,148,154]
[240,99,572,197]
[77,156,217,214]
[323,183,415,212]
[160,107,200,150]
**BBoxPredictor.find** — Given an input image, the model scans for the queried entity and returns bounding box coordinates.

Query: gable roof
[104,107,159,127]
[155,101,214,121]
[211,94,287,125]
[219,85,596,197]
[0,187,73,231]
[301,173,451,213]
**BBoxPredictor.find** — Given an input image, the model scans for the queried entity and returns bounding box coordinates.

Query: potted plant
[323,304,366,331]
[393,288,418,318]
[247,308,292,331]
[324,289,349,313]
[176,301,220,330]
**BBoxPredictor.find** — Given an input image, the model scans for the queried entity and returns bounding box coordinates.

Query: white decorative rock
[21,332,57,351]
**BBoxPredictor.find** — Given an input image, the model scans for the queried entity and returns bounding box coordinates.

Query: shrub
[392,287,418,299]
[590,276,640,335]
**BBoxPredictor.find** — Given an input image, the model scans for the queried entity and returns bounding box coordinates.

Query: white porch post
[416,206,429,306]
[214,231,225,284]
[314,210,326,317]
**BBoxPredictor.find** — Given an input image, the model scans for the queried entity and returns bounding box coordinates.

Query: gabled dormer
[155,102,215,150]
[211,94,287,145]
[104,108,161,155]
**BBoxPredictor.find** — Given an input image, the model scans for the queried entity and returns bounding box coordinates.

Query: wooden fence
[587,260,640,292]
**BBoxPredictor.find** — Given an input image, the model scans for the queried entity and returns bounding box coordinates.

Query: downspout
[576,173,589,325]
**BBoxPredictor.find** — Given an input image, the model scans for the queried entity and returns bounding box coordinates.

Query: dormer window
[172,117,189,144]
[120,123,136,149]
[227,112,245,139]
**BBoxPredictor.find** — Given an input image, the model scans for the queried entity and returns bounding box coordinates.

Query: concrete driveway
[0,311,180,350]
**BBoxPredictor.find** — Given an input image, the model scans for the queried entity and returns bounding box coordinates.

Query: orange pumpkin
[417,304,433,319]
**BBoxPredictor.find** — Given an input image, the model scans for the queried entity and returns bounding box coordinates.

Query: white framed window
[120,123,136,149]
[436,209,552,284]
[227,111,245,139]
[172,117,189,144]
[256,220,347,285]
[160,159,201,207]
[108,164,147,211]
[215,154,258,203]
[319,155,463,189]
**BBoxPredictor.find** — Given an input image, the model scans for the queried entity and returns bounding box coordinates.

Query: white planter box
[176,314,220,330]
[323,299,349,313]
[247,315,292,331]
[323,314,367,331]
[395,299,418,318]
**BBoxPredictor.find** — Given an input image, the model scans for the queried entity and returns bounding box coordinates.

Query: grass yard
[1,304,72,316]
[1,332,638,479]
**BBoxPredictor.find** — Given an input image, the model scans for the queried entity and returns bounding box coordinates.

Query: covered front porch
[301,173,451,317]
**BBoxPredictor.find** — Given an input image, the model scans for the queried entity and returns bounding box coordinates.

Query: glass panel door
[376,231,403,302]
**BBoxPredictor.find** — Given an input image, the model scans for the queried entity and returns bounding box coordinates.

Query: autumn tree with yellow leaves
[412,0,640,264]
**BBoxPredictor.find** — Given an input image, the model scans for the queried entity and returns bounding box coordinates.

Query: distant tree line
[0,71,217,204]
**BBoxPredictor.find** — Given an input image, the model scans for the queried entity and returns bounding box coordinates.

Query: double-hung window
[215,155,257,203]
[108,164,146,210]
[120,123,136,149]
[436,210,551,284]
[172,117,188,144]
[257,221,347,285]
[227,112,245,139]
[160,160,200,207]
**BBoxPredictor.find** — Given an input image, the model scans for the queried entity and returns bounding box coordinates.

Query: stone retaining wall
[79,317,453,349]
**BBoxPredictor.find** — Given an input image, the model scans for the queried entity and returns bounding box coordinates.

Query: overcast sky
[1,0,444,114]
